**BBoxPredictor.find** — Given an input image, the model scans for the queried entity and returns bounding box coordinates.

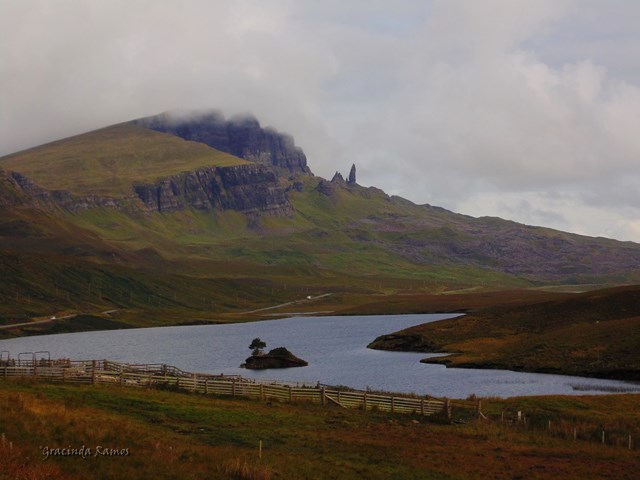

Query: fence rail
[0,358,445,418]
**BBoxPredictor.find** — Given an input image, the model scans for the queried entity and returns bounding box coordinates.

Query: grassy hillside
[58,175,537,286]
[0,123,248,196]
[0,243,349,333]
[1,380,639,479]
[2,116,640,348]
[0,169,632,332]
[369,285,640,380]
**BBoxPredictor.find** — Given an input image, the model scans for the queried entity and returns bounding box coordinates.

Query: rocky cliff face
[133,164,294,216]
[137,111,311,176]
[4,170,124,211]
[0,168,26,207]
[2,164,293,218]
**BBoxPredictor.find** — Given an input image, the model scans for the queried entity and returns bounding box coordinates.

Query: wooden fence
[0,358,445,417]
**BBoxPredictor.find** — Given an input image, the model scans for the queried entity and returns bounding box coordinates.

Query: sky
[2,0,639,242]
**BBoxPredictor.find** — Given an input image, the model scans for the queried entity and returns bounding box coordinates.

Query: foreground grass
[1,380,639,479]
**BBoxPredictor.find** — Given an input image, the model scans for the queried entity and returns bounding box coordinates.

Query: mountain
[1,111,640,327]
[137,111,310,175]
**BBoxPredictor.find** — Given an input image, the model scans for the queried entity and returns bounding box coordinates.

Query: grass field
[0,123,248,196]
[0,379,639,479]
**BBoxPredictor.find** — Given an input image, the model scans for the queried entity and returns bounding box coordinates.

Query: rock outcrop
[347,164,357,185]
[243,347,308,369]
[0,168,26,207]
[2,164,293,218]
[4,170,125,211]
[138,111,311,176]
[133,164,294,216]
[316,178,337,197]
[331,171,346,185]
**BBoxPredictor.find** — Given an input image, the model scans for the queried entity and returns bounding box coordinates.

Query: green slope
[0,123,248,196]
[57,174,531,287]
[2,116,640,334]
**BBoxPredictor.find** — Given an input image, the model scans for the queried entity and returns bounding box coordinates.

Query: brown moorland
[369,285,640,380]
[1,379,639,480]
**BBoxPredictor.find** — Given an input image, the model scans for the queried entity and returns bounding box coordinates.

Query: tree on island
[249,338,266,356]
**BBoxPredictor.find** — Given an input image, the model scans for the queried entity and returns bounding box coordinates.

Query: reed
[219,458,273,480]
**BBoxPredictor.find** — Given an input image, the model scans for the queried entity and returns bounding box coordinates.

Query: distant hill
[369,285,640,380]
[1,110,640,326]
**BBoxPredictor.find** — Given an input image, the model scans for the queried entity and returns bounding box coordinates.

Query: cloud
[0,0,333,155]
[314,1,640,240]
[1,0,639,242]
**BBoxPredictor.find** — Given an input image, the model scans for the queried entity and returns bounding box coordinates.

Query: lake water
[1,313,638,399]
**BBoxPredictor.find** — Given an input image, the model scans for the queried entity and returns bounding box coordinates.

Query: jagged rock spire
[347,163,356,185]
[331,171,345,184]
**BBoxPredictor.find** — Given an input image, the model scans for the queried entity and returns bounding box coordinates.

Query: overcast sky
[2,0,639,242]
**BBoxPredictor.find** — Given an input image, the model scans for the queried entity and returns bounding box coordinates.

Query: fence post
[420,399,425,416]
[288,385,293,402]
[119,371,123,386]
[363,392,367,411]
[602,429,605,445]
[321,387,326,406]
[629,434,633,450]
[444,399,452,421]
[205,378,209,395]
[91,360,96,385]
[260,384,264,401]
[391,396,395,414]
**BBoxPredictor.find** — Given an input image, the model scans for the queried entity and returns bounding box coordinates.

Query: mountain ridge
[1,111,640,324]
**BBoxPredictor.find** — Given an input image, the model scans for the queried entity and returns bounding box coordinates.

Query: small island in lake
[242,338,308,369]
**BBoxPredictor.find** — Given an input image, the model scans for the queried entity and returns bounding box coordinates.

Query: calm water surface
[1,313,638,399]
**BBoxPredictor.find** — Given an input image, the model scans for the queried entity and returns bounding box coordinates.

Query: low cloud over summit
[2,0,639,241]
